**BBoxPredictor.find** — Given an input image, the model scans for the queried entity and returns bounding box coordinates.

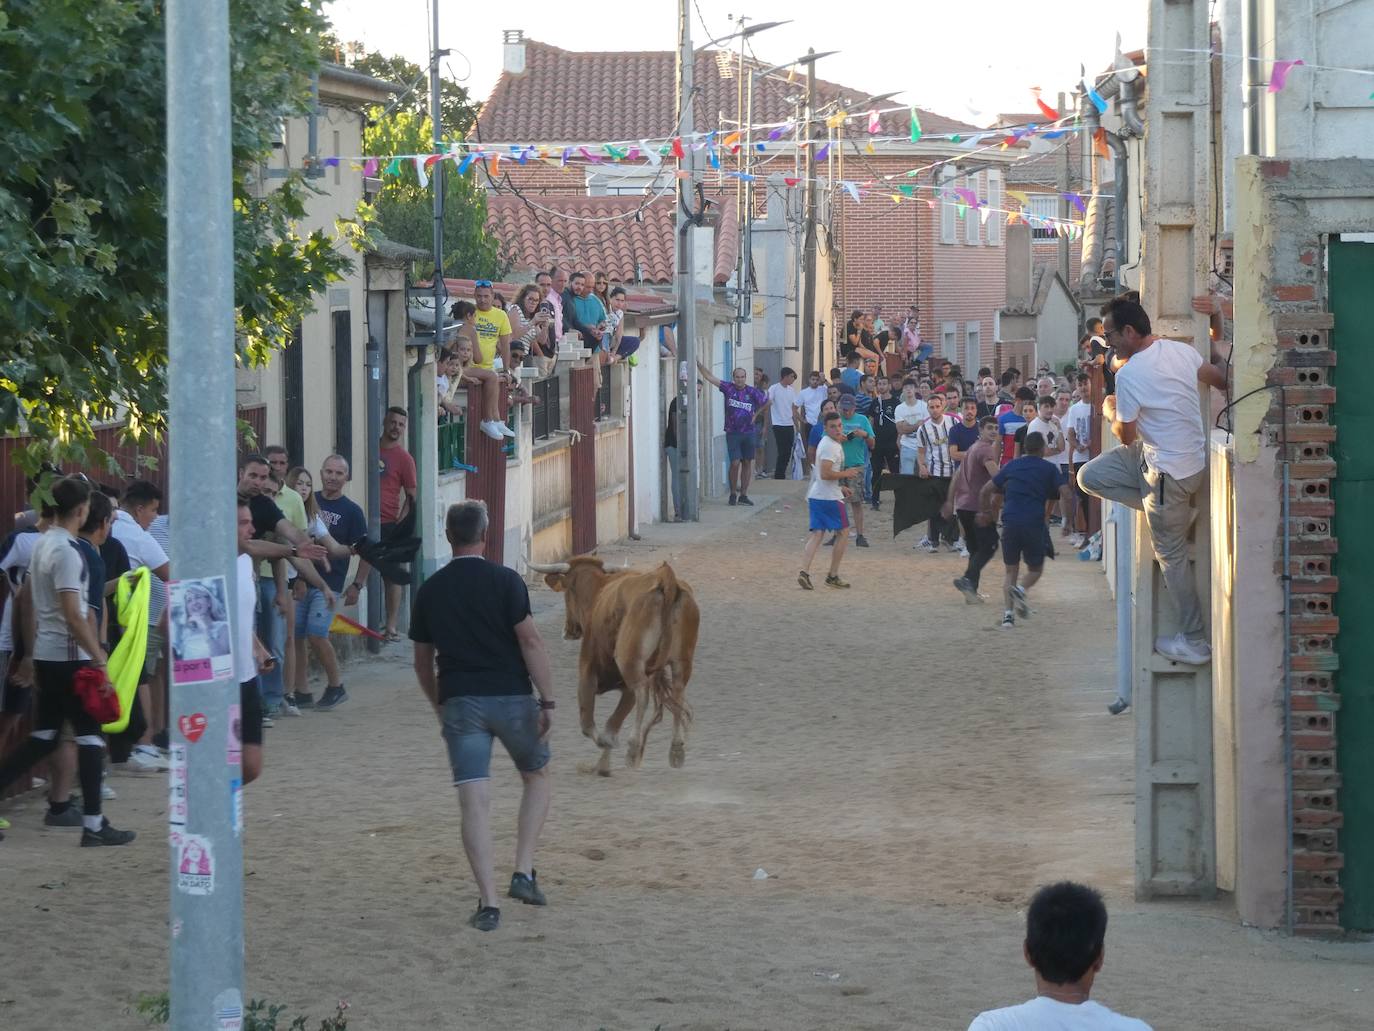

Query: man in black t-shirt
[870,376,901,507]
[411,500,555,933]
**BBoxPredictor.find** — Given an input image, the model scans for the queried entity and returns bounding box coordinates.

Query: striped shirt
[915,416,955,478]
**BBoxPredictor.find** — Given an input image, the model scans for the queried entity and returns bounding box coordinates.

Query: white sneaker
[129,745,169,772]
[277,699,301,718]
[953,541,970,558]
[499,421,516,438]
[479,420,505,440]
[916,538,938,554]
[1155,633,1212,666]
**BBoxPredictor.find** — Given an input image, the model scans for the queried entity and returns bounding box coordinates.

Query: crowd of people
[0,419,424,845]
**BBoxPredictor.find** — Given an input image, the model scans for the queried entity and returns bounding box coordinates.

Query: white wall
[628,345,663,534]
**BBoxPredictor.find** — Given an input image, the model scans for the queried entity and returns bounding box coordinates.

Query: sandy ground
[3,477,1374,1031]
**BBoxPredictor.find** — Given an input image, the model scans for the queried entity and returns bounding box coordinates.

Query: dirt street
[3,479,1372,1030]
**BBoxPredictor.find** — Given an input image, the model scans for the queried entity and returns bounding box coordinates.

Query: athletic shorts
[725,431,757,463]
[440,694,550,785]
[294,587,334,640]
[1001,523,1047,569]
[0,649,32,716]
[807,498,849,532]
[1055,464,1071,487]
[144,625,166,679]
[239,678,263,747]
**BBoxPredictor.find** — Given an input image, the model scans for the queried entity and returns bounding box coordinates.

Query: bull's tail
[647,565,693,732]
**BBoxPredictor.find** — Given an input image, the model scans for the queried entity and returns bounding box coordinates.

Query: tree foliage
[0,0,351,472]
[362,109,505,282]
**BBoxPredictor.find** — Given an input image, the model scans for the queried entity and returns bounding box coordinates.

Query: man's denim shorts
[441,694,551,785]
[294,587,334,640]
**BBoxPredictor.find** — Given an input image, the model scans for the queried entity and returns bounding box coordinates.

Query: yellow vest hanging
[102,567,150,734]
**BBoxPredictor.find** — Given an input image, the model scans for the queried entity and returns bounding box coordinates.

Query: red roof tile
[476,40,979,145]
[483,193,737,287]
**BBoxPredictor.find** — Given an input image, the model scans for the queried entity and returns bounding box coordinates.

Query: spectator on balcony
[562,271,606,352]
[451,336,513,441]
[606,287,635,363]
[507,285,554,365]
[539,267,564,344]
[592,271,611,313]
[843,310,881,376]
[472,281,514,377]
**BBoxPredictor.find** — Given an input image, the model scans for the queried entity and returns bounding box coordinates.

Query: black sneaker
[469,904,501,931]
[738,495,754,506]
[509,870,547,906]
[952,577,980,604]
[728,493,738,506]
[854,534,870,548]
[293,692,316,709]
[44,803,84,828]
[81,818,136,847]
[315,686,348,711]
[1011,585,1032,620]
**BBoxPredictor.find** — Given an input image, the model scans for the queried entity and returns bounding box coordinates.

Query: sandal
[382,630,403,643]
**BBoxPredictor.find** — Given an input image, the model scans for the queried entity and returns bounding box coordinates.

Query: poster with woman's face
[169,575,234,686]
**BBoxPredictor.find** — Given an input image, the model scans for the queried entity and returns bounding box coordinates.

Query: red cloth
[74,666,119,724]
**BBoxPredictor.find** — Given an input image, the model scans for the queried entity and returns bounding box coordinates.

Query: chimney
[1004,222,1033,309]
[502,29,526,76]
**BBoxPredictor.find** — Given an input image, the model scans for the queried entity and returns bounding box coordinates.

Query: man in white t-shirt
[110,480,172,772]
[796,371,828,475]
[1027,394,1068,530]
[894,380,930,476]
[1065,376,1094,544]
[967,881,1150,1031]
[765,367,803,481]
[1077,298,1227,667]
[797,412,861,591]
[235,499,265,784]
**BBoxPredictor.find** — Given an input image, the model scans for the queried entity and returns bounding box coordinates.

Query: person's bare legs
[850,495,865,535]
[738,458,754,497]
[728,459,742,496]
[135,680,155,747]
[513,766,550,877]
[48,740,76,805]
[467,367,502,424]
[829,530,849,576]
[801,530,824,571]
[1003,562,1020,613]
[282,593,297,698]
[385,581,403,637]
[309,636,343,688]
[457,780,498,908]
[1020,564,1043,594]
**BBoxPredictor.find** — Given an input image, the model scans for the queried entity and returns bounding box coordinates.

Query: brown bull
[527,555,699,775]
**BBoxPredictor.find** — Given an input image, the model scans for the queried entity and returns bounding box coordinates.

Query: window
[332,311,352,465]
[964,174,980,246]
[941,321,958,359]
[1029,194,1058,239]
[986,171,1002,245]
[965,324,981,373]
[940,171,956,244]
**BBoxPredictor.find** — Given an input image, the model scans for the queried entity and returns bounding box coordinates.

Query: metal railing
[532,374,561,440]
[438,418,466,471]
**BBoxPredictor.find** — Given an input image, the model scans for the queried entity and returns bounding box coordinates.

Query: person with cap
[836,393,874,549]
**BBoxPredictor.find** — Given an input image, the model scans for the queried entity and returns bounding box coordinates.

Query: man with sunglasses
[1076,297,1228,669]
[472,280,513,377]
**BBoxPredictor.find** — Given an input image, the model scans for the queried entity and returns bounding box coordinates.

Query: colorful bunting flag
[956,202,967,219]
[1036,96,1060,121]
[1064,192,1086,214]
[768,123,791,141]
[722,131,741,152]
[815,143,831,161]
[843,181,860,203]
[1084,82,1108,114]
[1007,189,1030,205]
[560,147,571,166]
[898,185,914,197]
[865,141,876,154]
[867,109,881,133]
[910,108,922,142]
[1268,59,1305,93]
[784,177,800,187]
[413,157,428,188]
[641,140,661,167]
[456,154,475,174]
[708,149,720,170]
[363,158,378,177]
[980,207,991,225]
[384,157,402,176]
[671,137,685,160]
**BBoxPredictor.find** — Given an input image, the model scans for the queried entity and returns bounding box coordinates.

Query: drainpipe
[1280,387,1293,935]
[1118,76,1145,138]
[1078,94,1105,291]
[1104,130,1130,293]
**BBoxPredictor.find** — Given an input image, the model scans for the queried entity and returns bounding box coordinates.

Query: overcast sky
[324,0,1147,129]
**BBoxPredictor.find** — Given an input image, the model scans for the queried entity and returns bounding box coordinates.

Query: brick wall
[1265,307,1342,933]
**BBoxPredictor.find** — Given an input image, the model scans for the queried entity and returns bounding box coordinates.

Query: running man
[951,417,1002,603]
[799,412,861,590]
[980,432,1061,630]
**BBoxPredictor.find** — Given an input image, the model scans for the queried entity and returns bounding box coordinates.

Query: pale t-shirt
[895,399,930,452]
[807,436,846,502]
[1028,416,1067,466]
[1112,337,1205,479]
[798,384,828,424]
[766,382,801,426]
[234,552,257,684]
[968,997,1152,1031]
[1065,400,1093,463]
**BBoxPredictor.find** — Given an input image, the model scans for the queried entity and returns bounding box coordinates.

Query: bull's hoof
[596,750,613,777]
[669,742,686,768]
[595,731,618,750]
[625,742,642,767]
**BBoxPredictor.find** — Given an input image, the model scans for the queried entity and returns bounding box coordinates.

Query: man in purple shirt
[697,361,766,506]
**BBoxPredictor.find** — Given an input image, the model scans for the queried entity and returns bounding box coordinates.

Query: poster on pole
[169,576,234,686]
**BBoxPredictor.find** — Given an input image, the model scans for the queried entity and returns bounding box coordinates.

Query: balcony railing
[438,418,466,471]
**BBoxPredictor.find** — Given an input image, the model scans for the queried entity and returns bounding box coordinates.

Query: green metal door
[1331,237,1374,930]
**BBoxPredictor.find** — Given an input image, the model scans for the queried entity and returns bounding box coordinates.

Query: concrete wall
[628,350,663,535]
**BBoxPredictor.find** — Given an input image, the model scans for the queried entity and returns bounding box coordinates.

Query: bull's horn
[526,559,571,574]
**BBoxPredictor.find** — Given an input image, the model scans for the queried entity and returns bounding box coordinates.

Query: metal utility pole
[1057,91,1071,284]
[429,0,447,346]
[801,51,819,378]
[676,0,700,521]
[364,332,384,653]
[166,0,242,1024]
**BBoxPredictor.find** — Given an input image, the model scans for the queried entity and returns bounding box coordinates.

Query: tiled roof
[483,193,738,287]
[476,40,979,144]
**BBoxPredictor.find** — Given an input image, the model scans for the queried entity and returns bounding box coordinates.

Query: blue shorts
[726,431,757,462]
[441,694,551,785]
[294,587,334,639]
[808,498,849,532]
[1001,523,1047,569]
